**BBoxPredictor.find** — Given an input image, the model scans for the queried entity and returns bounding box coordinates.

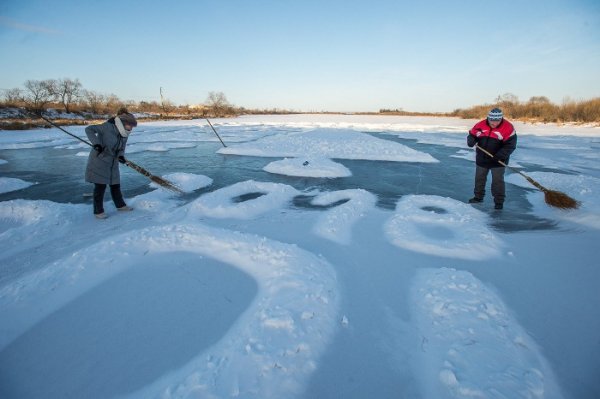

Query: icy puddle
[0,253,257,399]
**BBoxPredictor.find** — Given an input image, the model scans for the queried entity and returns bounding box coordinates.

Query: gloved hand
[118,156,126,164]
[492,155,506,165]
[93,144,104,153]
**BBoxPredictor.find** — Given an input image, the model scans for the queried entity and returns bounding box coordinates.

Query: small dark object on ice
[303,161,309,166]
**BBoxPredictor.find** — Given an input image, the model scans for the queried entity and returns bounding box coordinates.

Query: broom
[475,144,579,209]
[36,114,184,194]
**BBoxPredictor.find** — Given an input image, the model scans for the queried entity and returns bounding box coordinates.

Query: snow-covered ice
[187,180,299,220]
[411,267,563,399]
[263,157,352,178]
[218,128,439,163]
[385,195,502,260]
[0,177,35,194]
[0,114,599,399]
[311,189,377,245]
[506,171,600,229]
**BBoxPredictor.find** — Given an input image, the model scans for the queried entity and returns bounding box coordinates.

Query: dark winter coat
[467,119,517,168]
[85,119,128,184]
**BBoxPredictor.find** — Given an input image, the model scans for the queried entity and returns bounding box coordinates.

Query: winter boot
[468,197,483,204]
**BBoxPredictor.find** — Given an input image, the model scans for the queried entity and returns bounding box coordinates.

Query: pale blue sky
[1,0,599,112]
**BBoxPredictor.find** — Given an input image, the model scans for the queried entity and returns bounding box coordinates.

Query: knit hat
[487,108,504,121]
[115,107,137,127]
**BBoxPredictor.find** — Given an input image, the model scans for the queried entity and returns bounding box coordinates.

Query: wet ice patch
[384,195,502,260]
[263,157,352,178]
[188,180,299,219]
[312,189,377,245]
[0,224,338,399]
[218,128,438,163]
[0,177,35,194]
[506,171,600,229]
[411,268,563,399]
[126,142,198,154]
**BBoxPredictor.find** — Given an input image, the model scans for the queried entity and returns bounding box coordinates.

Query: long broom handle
[475,144,549,193]
[37,113,94,147]
[205,118,227,147]
[33,113,183,194]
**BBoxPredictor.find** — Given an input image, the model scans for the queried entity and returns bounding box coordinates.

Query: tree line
[450,93,600,123]
[1,78,241,118]
[3,80,599,124]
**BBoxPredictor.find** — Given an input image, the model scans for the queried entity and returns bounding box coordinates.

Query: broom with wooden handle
[475,144,579,209]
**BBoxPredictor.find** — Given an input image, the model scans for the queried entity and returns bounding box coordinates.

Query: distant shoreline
[1,107,598,131]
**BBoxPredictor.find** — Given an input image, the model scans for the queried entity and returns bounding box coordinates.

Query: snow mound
[0,223,339,399]
[411,267,563,399]
[384,195,502,260]
[150,172,213,193]
[0,199,66,231]
[0,159,7,165]
[311,189,377,244]
[218,129,439,163]
[0,177,35,194]
[506,171,600,229]
[188,180,299,219]
[264,157,352,178]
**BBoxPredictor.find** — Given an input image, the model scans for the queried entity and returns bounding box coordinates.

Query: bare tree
[528,96,551,104]
[105,94,124,114]
[206,91,230,117]
[23,79,57,113]
[55,78,82,113]
[2,88,24,107]
[83,90,106,115]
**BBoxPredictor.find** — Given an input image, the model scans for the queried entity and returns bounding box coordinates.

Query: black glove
[492,155,506,165]
[93,144,104,153]
[118,156,126,164]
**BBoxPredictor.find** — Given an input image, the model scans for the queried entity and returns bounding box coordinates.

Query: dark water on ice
[0,130,556,233]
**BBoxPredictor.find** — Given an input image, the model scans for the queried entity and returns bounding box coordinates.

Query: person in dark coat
[85,108,138,219]
[467,108,517,210]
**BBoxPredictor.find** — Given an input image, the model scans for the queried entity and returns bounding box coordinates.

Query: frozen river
[1,114,599,399]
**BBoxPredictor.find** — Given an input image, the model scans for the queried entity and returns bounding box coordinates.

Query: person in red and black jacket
[466,108,517,210]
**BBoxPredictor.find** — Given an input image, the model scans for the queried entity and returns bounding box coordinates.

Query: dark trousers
[474,165,506,204]
[93,183,126,214]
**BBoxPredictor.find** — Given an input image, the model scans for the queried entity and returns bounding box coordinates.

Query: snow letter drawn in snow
[385,195,502,260]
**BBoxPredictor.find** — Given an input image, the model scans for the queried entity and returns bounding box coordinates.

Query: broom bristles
[150,176,183,194]
[544,190,580,209]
